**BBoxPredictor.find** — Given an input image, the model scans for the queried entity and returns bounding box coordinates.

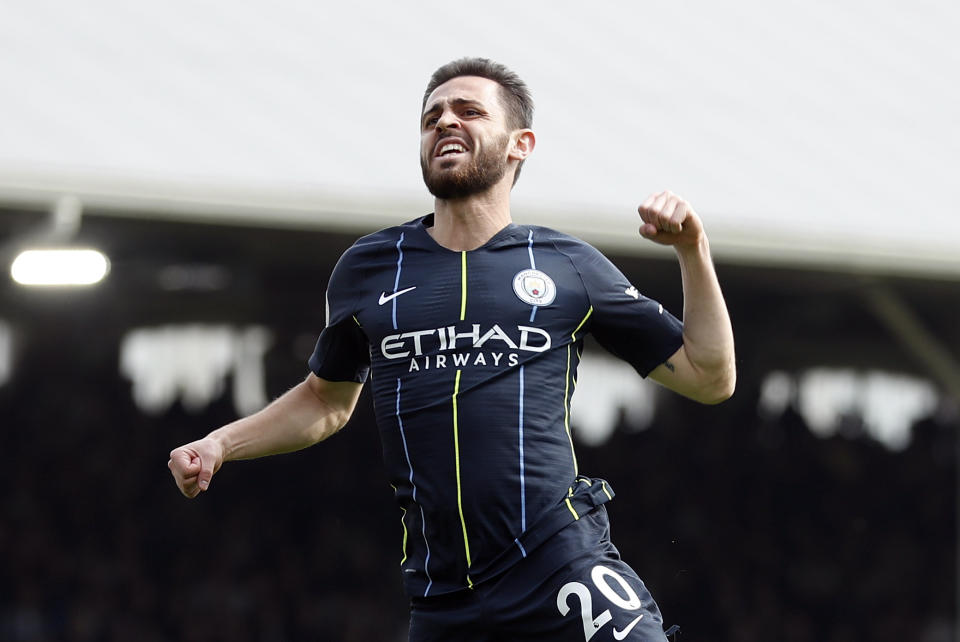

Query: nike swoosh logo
[378,286,417,305]
[613,615,643,640]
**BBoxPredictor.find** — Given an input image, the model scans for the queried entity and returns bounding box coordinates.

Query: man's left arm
[639,191,736,404]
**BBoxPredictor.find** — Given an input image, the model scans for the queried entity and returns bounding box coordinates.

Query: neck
[428,181,513,251]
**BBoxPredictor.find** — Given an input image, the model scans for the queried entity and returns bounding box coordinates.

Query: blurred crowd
[0,351,955,641]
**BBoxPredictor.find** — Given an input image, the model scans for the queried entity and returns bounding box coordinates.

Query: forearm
[675,237,736,391]
[208,378,349,462]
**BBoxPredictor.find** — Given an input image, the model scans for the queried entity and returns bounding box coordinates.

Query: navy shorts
[408,506,671,641]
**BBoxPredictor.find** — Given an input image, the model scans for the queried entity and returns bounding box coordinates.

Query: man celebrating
[169,58,735,641]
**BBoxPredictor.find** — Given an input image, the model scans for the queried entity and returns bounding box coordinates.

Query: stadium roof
[1,0,957,276]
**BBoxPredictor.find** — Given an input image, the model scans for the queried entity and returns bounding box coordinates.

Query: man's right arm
[167,374,364,498]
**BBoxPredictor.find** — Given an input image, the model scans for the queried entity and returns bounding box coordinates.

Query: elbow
[703,377,736,405]
[301,376,359,444]
[307,409,350,444]
[678,340,736,405]
[696,364,737,405]
[327,409,353,438]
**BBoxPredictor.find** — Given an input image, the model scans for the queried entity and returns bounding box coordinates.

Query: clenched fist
[168,437,224,498]
[638,191,704,248]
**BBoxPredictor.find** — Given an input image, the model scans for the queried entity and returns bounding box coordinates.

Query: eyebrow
[421,98,485,123]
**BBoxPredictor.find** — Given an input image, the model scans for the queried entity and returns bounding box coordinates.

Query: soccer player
[169,58,735,641]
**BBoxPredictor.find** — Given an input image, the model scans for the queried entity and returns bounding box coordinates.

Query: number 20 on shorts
[556,565,645,641]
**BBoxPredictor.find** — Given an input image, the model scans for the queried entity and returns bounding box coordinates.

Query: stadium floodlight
[10,248,110,286]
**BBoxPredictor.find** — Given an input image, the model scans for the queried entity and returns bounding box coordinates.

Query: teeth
[439,143,466,155]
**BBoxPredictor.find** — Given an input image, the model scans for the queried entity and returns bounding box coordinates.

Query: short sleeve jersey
[309,215,683,597]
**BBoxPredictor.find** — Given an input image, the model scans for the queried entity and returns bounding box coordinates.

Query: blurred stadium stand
[2,0,958,637]
[0,185,956,641]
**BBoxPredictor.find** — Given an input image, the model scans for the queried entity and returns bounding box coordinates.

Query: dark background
[0,207,956,641]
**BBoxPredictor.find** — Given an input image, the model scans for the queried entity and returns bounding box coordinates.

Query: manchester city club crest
[512,269,557,306]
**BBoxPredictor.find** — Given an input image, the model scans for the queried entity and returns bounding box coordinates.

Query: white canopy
[2,0,957,275]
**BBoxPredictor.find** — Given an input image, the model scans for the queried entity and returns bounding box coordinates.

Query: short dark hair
[422,57,534,130]
[423,58,534,184]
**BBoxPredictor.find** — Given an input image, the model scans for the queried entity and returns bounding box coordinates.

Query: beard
[421,133,510,200]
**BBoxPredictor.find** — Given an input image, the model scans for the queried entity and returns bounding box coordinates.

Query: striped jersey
[308,215,683,597]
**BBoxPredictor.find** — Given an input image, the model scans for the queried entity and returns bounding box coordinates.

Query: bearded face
[421,132,510,200]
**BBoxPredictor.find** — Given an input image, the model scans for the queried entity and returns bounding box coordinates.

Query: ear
[508,129,536,161]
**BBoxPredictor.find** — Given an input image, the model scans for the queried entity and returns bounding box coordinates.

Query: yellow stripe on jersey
[563,306,593,477]
[572,306,593,340]
[459,251,467,320]
[563,344,579,475]
[452,369,472,572]
[565,497,581,520]
[456,255,472,589]
[399,506,409,565]
[390,483,409,565]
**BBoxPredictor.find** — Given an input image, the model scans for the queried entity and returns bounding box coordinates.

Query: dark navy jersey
[309,214,683,597]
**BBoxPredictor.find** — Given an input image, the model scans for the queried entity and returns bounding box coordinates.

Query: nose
[435,108,460,131]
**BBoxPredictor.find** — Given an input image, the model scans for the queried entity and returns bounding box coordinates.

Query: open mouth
[435,141,468,157]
